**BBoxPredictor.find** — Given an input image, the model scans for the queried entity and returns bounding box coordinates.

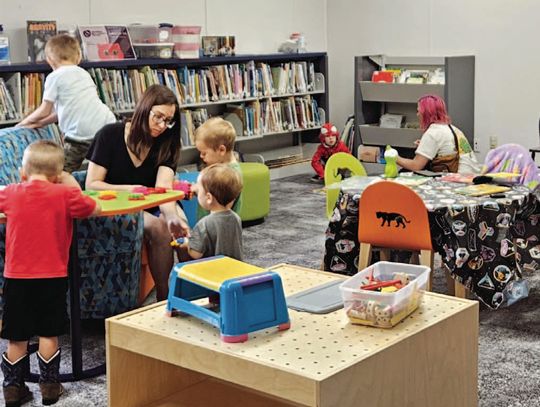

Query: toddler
[0,140,100,406]
[17,34,116,172]
[311,122,350,182]
[179,163,243,261]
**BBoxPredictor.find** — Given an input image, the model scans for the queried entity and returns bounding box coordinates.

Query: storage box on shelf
[354,55,474,160]
[0,53,328,176]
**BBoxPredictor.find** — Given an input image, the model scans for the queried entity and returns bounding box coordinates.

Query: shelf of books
[0,53,327,169]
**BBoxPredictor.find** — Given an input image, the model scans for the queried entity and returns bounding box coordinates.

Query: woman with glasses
[396,94,480,174]
[85,84,188,300]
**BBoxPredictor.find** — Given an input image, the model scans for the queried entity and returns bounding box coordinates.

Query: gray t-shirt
[189,210,243,260]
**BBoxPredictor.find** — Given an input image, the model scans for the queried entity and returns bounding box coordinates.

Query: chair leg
[379,249,391,262]
[358,243,372,271]
[454,281,467,298]
[419,250,434,291]
[445,268,456,296]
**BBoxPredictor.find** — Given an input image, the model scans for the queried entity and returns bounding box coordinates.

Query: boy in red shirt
[0,140,100,406]
[311,122,350,182]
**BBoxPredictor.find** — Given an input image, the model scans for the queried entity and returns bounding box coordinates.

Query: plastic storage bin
[133,43,174,59]
[172,26,201,59]
[339,262,430,328]
[128,24,172,44]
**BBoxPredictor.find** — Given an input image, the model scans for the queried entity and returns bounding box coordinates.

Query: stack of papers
[454,184,510,197]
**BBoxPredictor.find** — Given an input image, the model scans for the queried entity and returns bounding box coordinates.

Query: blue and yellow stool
[166,256,290,343]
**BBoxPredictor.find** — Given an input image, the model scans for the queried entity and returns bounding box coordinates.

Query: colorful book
[454,184,510,197]
[27,20,57,63]
[78,25,136,61]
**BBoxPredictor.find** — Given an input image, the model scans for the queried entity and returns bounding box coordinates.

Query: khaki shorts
[64,138,92,173]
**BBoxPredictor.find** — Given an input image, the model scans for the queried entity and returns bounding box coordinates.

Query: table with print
[324,176,540,309]
[106,264,478,407]
[1,190,184,381]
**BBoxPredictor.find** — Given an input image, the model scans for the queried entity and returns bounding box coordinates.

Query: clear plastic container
[128,24,172,44]
[133,43,174,59]
[339,262,430,328]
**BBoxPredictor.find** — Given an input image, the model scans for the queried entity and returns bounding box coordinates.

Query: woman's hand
[167,216,190,239]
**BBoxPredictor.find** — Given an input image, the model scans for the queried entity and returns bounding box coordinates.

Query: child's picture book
[454,184,510,197]
[78,25,136,61]
[27,20,57,63]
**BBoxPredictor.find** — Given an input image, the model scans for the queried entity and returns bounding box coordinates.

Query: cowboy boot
[1,353,32,407]
[37,349,64,406]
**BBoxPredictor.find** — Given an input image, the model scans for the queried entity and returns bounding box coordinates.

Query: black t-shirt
[86,122,176,187]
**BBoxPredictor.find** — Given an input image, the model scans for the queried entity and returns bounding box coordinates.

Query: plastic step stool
[166,256,290,342]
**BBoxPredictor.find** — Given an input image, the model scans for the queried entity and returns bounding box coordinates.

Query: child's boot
[37,349,64,405]
[1,353,32,407]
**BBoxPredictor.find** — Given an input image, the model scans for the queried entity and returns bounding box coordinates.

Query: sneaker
[310,175,323,183]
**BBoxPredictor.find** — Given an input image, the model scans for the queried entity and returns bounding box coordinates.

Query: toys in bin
[339,262,430,328]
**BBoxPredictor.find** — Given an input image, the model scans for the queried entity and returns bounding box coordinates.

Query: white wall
[327,0,540,157]
[2,0,327,61]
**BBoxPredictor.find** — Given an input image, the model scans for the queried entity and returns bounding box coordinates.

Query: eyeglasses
[150,110,176,129]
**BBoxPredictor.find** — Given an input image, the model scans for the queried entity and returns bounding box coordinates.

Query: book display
[78,25,136,61]
[354,55,474,167]
[26,20,57,63]
[0,52,327,170]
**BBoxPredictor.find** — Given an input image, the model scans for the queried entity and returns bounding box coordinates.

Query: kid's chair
[324,152,367,219]
[483,143,540,189]
[358,181,465,296]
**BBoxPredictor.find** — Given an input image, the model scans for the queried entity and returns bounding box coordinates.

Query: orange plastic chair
[138,242,155,304]
[358,181,435,289]
[358,181,466,296]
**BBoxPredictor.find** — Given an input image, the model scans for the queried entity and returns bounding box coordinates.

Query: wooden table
[106,264,479,407]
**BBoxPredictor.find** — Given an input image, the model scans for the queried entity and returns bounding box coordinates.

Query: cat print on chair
[376,211,410,228]
[334,167,352,181]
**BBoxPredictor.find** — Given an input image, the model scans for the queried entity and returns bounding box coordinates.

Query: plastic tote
[339,262,430,328]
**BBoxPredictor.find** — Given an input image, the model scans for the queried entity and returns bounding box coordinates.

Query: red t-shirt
[0,180,97,279]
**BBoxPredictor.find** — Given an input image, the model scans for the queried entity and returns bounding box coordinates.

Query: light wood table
[106,264,479,407]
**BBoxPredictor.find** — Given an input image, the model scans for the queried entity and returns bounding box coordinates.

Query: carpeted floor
[2,173,539,406]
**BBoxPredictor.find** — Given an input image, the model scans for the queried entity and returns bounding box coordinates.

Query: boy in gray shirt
[179,163,243,261]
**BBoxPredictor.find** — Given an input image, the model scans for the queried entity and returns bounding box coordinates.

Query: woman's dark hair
[128,84,181,167]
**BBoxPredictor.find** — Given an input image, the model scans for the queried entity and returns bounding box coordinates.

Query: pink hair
[417,94,450,131]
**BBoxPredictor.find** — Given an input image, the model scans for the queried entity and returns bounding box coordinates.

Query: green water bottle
[384,145,398,178]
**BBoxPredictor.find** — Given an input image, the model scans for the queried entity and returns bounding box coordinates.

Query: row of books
[0,72,45,120]
[178,95,322,148]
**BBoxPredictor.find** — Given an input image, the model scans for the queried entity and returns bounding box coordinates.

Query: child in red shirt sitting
[311,122,350,182]
[0,140,101,406]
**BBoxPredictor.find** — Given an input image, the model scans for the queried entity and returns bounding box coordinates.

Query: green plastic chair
[324,152,367,219]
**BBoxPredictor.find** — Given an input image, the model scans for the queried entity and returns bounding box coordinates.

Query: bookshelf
[354,55,474,169]
[0,53,328,171]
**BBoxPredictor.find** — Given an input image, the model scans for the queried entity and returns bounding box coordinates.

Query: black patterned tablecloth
[323,177,540,309]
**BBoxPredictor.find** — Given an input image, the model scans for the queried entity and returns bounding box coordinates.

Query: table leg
[28,221,106,382]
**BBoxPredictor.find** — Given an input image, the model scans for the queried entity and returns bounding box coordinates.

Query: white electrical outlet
[474,140,480,153]
[489,135,498,149]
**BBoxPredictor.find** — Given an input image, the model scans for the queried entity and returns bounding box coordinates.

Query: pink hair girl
[417,94,450,131]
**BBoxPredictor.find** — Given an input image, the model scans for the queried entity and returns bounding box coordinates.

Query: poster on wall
[78,25,136,61]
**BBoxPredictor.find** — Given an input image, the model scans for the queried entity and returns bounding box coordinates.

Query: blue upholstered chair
[0,125,144,319]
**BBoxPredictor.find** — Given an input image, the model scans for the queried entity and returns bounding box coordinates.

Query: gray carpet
[1,173,539,406]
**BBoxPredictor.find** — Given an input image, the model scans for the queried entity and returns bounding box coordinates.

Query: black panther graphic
[376,211,411,228]
[334,167,352,180]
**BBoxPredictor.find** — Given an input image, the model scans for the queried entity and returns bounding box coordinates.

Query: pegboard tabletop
[109,264,475,382]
